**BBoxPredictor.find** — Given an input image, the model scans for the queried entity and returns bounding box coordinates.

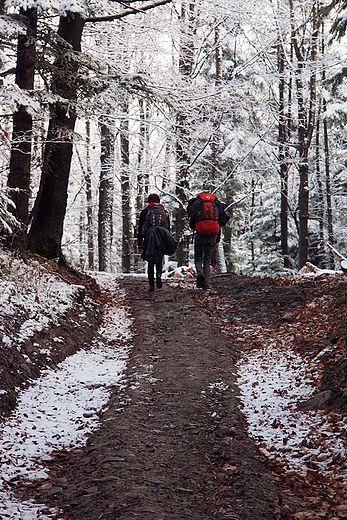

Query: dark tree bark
[321,25,334,268]
[85,121,94,270]
[293,3,318,269]
[315,112,325,267]
[28,12,85,258]
[174,0,196,266]
[324,117,334,268]
[278,40,289,268]
[175,112,190,267]
[98,119,114,272]
[7,7,37,250]
[28,1,172,260]
[136,98,146,213]
[120,100,131,273]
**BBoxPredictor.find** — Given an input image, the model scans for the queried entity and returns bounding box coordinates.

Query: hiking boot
[148,285,155,292]
[156,276,163,289]
[196,273,205,288]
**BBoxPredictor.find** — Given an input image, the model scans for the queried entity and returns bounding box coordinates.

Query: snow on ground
[237,325,347,480]
[0,249,86,350]
[181,268,347,483]
[1,256,346,517]
[0,270,132,520]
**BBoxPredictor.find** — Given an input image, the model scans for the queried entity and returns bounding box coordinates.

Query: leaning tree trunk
[28,12,85,259]
[98,119,114,272]
[7,7,37,251]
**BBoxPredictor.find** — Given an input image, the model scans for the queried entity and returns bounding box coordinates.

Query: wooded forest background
[1,0,347,276]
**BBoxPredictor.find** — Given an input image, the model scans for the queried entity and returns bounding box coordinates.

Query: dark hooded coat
[141,226,177,263]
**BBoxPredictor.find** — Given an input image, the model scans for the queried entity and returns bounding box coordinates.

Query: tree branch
[85,0,172,23]
[0,67,16,77]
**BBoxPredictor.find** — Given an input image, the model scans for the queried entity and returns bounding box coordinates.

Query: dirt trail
[42,277,284,520]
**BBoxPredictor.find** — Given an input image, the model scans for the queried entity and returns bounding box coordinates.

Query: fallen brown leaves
[192,273,347,519]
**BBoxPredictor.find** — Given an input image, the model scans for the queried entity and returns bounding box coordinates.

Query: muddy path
[41,277,286,520]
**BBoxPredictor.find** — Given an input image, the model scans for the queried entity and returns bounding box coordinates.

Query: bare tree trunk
[321,23,334,268]
[294,3,318,269]
[28,12,85,259]
[210,23,222,183]
[134,98,146,272]
[7,7,37,251]
[250,178,255,265]
[278,39,289,267]
[120,99,131,273]
[315,112,325,266]
[136,98,146,213]
[85,121,94,269]
[175,0,196,266]
[98,119,114,272]
[324,118,334,268]
[175,112,190,266]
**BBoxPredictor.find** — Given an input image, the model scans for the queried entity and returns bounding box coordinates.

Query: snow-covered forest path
[41,276,282,520]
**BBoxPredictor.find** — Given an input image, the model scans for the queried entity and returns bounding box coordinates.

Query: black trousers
[148,260,163,286]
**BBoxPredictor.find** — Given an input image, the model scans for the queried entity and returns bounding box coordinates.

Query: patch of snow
[237,343,347,477]
[0,273,132,519]
[0,249,88,351]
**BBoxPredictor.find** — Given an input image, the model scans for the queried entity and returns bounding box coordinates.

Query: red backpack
[195,193,220,234]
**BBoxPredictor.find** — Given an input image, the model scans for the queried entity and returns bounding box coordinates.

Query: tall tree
[120,98,131,273]
[28,11,85,258]
[98,118,114,272]
[174,0,196,266]
[7,7,37,251]
[277,38,289,267]
[85,120,94,269]
[27,0,172,259]
[292,1,319,268]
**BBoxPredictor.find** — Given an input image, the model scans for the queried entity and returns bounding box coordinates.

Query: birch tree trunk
[324,118,334,268]
[321,25,334,268]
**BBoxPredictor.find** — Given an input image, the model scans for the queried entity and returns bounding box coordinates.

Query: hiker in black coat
[137,193,171,292]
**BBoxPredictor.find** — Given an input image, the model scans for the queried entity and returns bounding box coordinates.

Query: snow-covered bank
[0,249,87,348]
[0,272,132,520]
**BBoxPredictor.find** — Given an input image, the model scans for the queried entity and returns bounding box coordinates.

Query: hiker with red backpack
[138,193,177,292]
[187,193,229,289]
